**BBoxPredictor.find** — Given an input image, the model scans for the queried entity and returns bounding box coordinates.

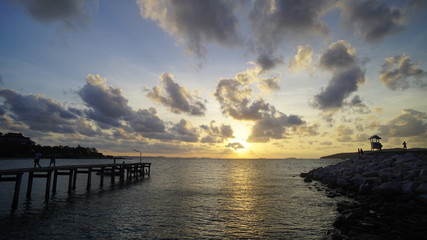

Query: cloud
[146,73,206,116]
[313,67,365,110]
[318,40,356,71]
[0,88,78,133]
[226,142,244,150]
[313,41,366,112]
[125,108,166,134]
[137,0,242,60]
[200,120,234,143]
[255,53,284,73]
[79,74,133,128]
[214,67,282,121]
[11,0,90,29]
[339,0,405,41]
[249,0,332,71]
[143,119,199,142]
[215,79,275,120]
[345,95,371,114]
[258,77,280,94]
[289,45,313,72]
[0,74,3,86]
[379,55,427,90]
[379,109,427,138]
[247,113,305,143]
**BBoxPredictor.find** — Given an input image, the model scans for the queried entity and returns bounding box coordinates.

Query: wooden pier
[0,162,151,209]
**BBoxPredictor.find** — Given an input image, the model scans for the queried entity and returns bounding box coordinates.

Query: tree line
[0,132,109,159]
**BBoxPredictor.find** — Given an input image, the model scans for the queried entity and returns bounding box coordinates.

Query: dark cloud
[215,78,277,121]
[143,119,199,142]
[200,120,234,143]
[379,109,427,138]
[255,53,284,72]
[147,73,206,116]
[319,40,356,71]
[339,0,405,41]
[0,88,77,133]
[249,0,332,71]
[11,0,89,31]
[79,74,133,128]
[379,55,427,90]
[346,95,371,114]
[226,142,244,150]
[126,108,166,134]
[247,113,305,143]
[313,67,365,111]
[138,0,242,60]
[313,41,366,112]
[170,119,199,142]
[259,78,280,93]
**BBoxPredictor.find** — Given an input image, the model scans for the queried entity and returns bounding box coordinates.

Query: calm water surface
[0,158,344,239]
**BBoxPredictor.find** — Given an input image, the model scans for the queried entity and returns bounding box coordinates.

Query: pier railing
[0,162,151,209]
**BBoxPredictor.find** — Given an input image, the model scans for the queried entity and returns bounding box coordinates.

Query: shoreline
[302,150,427,239]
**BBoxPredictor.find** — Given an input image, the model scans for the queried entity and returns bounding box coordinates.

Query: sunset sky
[0,0,426,158]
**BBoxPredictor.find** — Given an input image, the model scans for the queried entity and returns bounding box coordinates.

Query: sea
[0,157,345,240]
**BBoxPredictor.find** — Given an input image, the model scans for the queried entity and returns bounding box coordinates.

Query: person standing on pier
[403,141,407,151]
[34,152,42,168]
[49,154,56,167]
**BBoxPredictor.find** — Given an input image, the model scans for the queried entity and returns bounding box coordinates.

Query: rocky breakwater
[302,151,427,240]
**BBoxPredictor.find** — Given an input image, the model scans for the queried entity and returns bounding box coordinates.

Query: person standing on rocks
[403,141,407,151]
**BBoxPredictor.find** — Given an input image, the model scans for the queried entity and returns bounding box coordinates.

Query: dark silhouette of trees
[0,132,108,158]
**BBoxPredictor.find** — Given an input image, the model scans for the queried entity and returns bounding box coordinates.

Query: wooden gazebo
[368,135,383,151]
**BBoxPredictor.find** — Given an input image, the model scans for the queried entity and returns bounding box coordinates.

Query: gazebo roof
[368,135,382,140]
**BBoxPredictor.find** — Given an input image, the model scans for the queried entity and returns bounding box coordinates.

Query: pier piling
[0,162,151,209]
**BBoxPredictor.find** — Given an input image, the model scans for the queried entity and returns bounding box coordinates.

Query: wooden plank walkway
[0,162,151,209]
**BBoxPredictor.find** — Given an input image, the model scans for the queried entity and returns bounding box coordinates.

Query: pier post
[12,173,23,209]
[67,169,73,194]
[86,168,92,191]
[52,170,58,193]
[111,166,116,186]
[26,172,34,199]
[119,165,125,185]
[100,167,105,188]
[45,170,52,199]
[72,169,78,190]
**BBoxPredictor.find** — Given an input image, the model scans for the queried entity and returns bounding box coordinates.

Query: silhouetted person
[34,152,42,168]
[49,155,56,167]
[403,141,407,151]
[360,148,364,154]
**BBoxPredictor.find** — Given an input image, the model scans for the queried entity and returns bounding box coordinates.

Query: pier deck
[0,162,151,209]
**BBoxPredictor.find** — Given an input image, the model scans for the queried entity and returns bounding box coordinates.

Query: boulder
[415,183,427,194]
[401,180,415,195]
[373,181,401,199]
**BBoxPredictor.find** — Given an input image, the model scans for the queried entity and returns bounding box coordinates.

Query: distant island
[0,132,110,159]
[321,148,427,159]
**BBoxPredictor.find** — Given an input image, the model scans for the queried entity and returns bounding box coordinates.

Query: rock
[362,170,378,178]
[304,176,312,182]
[336,177,349,187]
[415,194,427,205]
[373,181,401,199]
[401,180,415,195]
[415,183,427,194]
[358,183,371,195]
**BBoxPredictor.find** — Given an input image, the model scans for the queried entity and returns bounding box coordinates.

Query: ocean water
[0,158,344,239]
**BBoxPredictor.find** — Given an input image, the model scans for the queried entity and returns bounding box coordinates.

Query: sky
[0,0,426,159]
